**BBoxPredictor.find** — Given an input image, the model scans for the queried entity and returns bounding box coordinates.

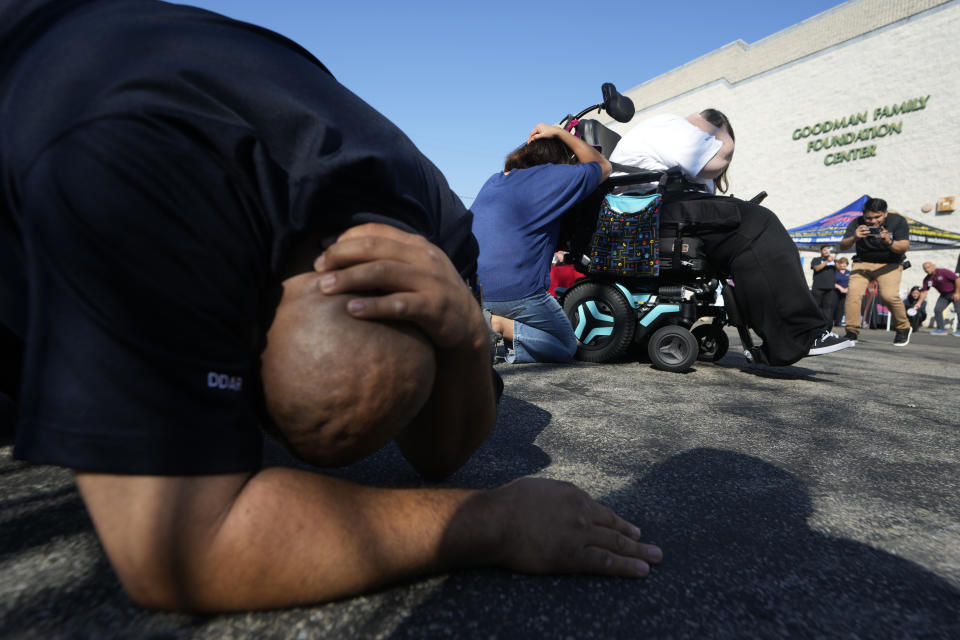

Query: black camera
[868,227,883,236]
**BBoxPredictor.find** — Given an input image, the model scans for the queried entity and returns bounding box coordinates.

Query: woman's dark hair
[862,197,888,213]
[504,137,576,172]
[700,108,734,194]
[908,285,922,299]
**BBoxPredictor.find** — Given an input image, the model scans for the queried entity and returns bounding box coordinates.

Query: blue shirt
[472,162,602,301]
[835,269,850,288]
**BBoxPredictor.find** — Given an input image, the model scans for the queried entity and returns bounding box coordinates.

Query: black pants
[662,194,827,366]
[811,288,838,326]
[834,293,846,327]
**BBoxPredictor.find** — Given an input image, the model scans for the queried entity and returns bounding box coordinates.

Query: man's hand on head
[312,223,496,480]
[314,223,487,354]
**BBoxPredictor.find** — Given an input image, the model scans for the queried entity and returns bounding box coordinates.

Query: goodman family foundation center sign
[791,95,930,166]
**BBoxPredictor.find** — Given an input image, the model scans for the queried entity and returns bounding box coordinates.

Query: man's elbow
[108,548,210,612]
[117,566,251,614]
[411,459,465,483]
[118,573,192,613]
[399,399,496,482]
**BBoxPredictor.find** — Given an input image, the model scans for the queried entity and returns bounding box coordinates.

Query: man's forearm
[208,469,489,608]
[76,469,492,612]
[396,341,497,480]
[838,236,856,251]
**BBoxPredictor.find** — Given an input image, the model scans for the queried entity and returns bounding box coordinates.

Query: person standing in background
[810,245,838,325]
[912,262,960,336]
[839,197,911,346]
[834,257,850,328]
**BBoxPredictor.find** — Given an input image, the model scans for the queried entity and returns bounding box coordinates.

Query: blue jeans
[485,291,577,364]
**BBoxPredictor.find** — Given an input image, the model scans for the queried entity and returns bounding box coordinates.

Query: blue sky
[184,0,842,206]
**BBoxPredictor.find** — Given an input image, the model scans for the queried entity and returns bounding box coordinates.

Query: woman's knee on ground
[261,273,436,466]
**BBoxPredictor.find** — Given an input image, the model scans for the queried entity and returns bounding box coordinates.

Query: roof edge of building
[621,0,954,113]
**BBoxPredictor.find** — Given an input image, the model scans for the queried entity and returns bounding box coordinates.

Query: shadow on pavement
[0,393,15,447]
[261,394,553,490]
[389,448,960,639]
[449,394,553,487]
[714,354,839,381]
[0,485,89,562]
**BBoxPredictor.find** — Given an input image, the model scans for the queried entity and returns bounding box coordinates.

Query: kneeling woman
[472,124,611,363]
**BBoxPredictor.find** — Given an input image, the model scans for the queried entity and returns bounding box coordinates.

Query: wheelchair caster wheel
[647,325,698,372]
[692,325,729,362]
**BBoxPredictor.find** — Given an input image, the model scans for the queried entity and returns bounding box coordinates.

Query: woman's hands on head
[528,123,566,143]
[527,123,612,180]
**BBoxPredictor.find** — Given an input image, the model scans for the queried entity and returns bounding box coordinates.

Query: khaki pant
[845,262,909,333]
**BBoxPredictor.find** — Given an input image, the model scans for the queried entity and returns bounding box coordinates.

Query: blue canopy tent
[788,195,960,251]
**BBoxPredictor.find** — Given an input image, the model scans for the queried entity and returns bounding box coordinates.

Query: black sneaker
[844,330,858,342]
[807,330,855,356]
[893,327,912,347]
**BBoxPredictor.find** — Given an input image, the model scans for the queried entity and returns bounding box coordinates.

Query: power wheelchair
[553,84,767,372]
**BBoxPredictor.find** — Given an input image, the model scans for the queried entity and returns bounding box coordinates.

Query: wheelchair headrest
[601,83,635,123]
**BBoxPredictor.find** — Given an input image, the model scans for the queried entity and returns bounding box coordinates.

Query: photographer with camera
[838,197,912,346]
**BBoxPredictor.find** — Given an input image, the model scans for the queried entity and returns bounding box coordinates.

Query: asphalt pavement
[2,327,959,639]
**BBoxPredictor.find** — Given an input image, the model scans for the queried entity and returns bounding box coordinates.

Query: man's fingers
[343,292,425,321]
[315,234,412,272]
[317,260,426,297]
[315,233,452,284]
[592,503,643,541]
[577,545,652,578]
[337,223,426,246]
[591,525,662,564]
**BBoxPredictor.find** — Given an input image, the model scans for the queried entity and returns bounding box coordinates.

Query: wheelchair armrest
[604,171,664,190]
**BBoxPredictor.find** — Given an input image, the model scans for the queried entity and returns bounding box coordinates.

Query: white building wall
[604,0,960,294]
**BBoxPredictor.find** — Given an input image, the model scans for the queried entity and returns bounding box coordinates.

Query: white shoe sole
[808,339,855,356]
[893,327,912,346]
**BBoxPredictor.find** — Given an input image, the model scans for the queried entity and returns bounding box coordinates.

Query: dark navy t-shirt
[843,213,909,264]
[0,0,478,474]
[472,162,601,302]
[810,257,837,290]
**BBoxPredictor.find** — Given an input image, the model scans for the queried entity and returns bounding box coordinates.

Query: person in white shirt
[609,110,735,194]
